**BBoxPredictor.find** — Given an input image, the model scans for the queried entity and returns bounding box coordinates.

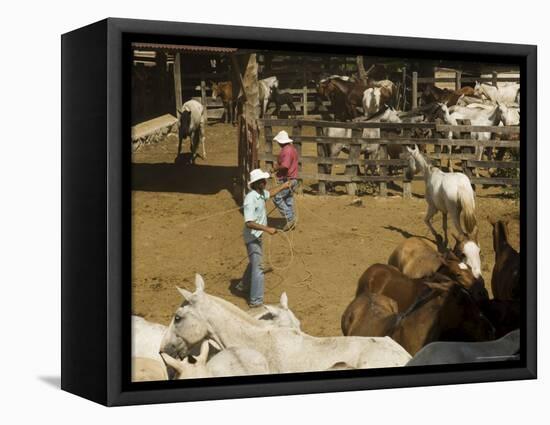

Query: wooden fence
[259,119,519,198]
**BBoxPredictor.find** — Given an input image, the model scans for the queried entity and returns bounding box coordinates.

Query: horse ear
[469,226,479,244]
[406,146,414,154]
[452,232,464,244]
[414,144,420,153]
[160,353,185,375]
[177,286,193,301]
[280,292,289,310]
[195,274,205,292]
[263,304,278,316]
[197,340,209,364]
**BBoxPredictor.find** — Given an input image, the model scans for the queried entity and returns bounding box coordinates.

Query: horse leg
[229,100,234,125]
[450,204,467,238]
[442,212,448,248]
[424,203,441,243]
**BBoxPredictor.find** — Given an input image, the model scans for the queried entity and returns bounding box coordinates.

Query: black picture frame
[61,18,537,406]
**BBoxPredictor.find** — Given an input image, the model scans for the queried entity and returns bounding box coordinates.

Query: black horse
[267,87,297,117]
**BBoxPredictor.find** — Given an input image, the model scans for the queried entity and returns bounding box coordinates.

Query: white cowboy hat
[273,130,293,144]
[248,168,271,188]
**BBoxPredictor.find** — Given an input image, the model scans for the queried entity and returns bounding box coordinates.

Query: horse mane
[203,292,265,327]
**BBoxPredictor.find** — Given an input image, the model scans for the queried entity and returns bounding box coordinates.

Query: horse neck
[487,106,502,125]
[198,294,265,347]
[415,153,432,178]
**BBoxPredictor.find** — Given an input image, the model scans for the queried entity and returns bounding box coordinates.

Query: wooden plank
[299,173,422,183]
[470,177,519,186]
[378,144,388,197]
[436,124,520,134]
[417,77,520,84]
[264,125,274,171]
[455,70,462,91]
[259,119,436,129]
[466,160,520,169]
[290,135,520,148]
[259,153,407,166]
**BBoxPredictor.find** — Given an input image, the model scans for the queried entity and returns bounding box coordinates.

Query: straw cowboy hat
[248,168,271,188]
[273,130,293,144]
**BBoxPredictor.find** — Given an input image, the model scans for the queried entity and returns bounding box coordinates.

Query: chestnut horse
[211,81,235,125]
[342,265,495,355]
[388,236,487,302]
[489,218,520,301]
[420,85,477,107]
[318,77,367,120]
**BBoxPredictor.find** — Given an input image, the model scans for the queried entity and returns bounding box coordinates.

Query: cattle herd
[138,71,521,381]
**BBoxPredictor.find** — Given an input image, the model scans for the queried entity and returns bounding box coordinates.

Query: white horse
[405,145,478,249]
[132,316,167,362]
[325,106,402,171]
[474,81,520,104]
[177,99,207,163]
[259,76,279,117]
[436,102,505,162]
[161,340,270,379]
[160,275,411,374]
[254,292,301,330]
[362,87,382,118]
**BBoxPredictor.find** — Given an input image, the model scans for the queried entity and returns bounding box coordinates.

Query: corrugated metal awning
[132,42,237,54]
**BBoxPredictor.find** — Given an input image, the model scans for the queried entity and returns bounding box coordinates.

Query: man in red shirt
[271,130,299,231]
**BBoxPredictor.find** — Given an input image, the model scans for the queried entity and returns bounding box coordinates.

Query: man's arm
[246,221,277,235]
[268,181,291,198]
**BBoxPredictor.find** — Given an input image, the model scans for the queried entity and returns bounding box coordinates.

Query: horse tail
[458,182,477,235]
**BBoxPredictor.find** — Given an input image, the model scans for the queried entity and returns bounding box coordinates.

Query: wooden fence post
[316,126,326,195]
[455,70,462,91]
[379,144,388,197]
[401,67,407,111]
[200,79,207,108]
[292,124,304,194]
[492,71,499,87]
[412,71,418,109]
[302,85,308,117]
[345,128,361,196]
[173,53,183,115]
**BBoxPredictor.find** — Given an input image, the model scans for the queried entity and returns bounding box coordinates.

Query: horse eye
[174,315,181,323]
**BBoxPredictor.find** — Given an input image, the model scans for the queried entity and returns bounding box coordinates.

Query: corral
[131,47,520,342]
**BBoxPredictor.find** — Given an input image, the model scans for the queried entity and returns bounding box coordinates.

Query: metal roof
[132,42,237,54]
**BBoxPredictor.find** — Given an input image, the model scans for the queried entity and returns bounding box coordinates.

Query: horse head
[160,340,210,379]
[211,81,219,100]
[405,145,422,180]
[255,292,301,330]
[452,232,482,280]
[159,274,210,360]
[440,250,488,303]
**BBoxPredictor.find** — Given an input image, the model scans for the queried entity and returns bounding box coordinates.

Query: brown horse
[420,85,477,107]
[489,218,520,301]
[342,270,495,355]
[478,299,520,339]
[211,81,235,125]
[388,237,488,302]
[317,77,367,120]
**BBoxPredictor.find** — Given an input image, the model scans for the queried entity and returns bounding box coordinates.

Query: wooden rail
[259,118,519,198]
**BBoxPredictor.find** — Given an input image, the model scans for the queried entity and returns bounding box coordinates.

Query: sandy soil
[131,123,520,337]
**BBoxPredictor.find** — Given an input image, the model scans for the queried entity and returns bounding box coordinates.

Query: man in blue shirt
[238,168,291,307]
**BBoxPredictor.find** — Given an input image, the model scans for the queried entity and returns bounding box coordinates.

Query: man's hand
[266,227,278,235]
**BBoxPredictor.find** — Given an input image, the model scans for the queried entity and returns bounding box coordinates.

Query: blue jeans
[242,238,264,306]
[273,179,297,222]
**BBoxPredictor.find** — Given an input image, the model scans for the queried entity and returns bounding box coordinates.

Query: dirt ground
[131,123,520,337]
